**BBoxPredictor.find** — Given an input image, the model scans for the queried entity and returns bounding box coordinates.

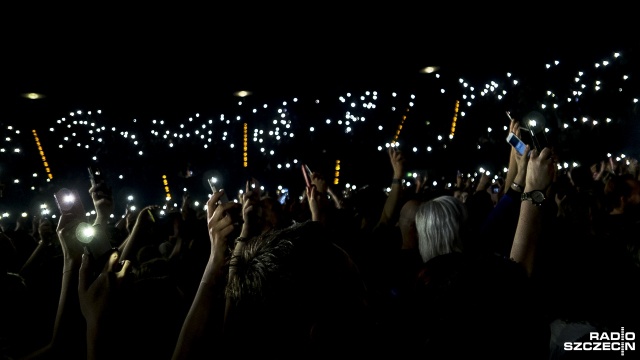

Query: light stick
[32,129,53,180]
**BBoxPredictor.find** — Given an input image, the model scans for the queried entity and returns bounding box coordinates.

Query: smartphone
[302,164,312,189]
[506,132,527,156]
[54,188,79,213]
[207,176,229,203]
[278,188,289,205]
[88,166,104,187]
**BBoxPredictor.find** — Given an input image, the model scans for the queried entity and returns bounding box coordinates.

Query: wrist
[93,215,110,226]
[510,182,524,192]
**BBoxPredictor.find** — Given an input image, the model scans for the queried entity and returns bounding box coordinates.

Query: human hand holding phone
[208,176,229,204]
[506,132,528,157]
[54,188,88,259]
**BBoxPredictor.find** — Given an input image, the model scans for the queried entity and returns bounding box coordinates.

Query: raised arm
[172,190,239,360]
[505,117,526,192]
[377,146,406,228]
[21,189,88,359]
[511,147,555,276]
[78,249,132,360]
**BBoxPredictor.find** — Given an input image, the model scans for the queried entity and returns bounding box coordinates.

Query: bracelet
[511,182,524,192]
[391,178,402,185]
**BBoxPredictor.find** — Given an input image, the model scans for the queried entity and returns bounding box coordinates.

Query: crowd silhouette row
[1,117,639,359]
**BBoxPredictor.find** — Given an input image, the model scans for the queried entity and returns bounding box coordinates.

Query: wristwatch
[521,190,545,206]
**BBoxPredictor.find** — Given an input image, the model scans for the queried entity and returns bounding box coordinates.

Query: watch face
[531,191,545,203]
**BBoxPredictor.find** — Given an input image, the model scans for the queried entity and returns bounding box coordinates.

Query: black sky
[5,7,631,123]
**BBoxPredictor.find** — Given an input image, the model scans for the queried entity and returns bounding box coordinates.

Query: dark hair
[224,220,370,353]
[604,173,637,211]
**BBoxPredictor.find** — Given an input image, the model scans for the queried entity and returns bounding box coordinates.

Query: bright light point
[420,66,440,74]
[22,92,46,100]
[234,90,252,97]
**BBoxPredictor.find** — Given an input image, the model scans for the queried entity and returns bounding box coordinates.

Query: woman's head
[415,195,467,263]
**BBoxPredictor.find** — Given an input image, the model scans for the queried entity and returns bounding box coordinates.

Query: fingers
[535,147,554,162]
[104,250,131,280]
[306,185,317,200]
[78,250,92,293]
[207,190,226,218]
[516,144,531,161]
[210,213,235,240]
[104,250,120,273]
[116,260,132,280]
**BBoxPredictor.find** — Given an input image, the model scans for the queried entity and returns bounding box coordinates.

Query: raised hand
[239,179,261,238]
[78,249,132,325]
[38,216,57,245]
[55,188,88,264]
[388,146,405,179]
[89,181,114,227]
[476,173,491,193]
[207,189,240,253]
[525,148,556,192]
[511,144,531,191]
[509,116,522,138]
[306,184,321,222]
[78,248,132,360]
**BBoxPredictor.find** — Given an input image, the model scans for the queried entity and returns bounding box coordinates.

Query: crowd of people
[1,117,639,359]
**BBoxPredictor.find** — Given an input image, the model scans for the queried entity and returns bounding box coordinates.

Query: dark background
[1,7,638,217]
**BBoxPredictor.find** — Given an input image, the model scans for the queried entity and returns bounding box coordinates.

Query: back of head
[569,165,596,192]
[224,220,370,355]
[259,196,290,232]
[412,253,549,359]
[415,195,467,263]
[604,173,639,213]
